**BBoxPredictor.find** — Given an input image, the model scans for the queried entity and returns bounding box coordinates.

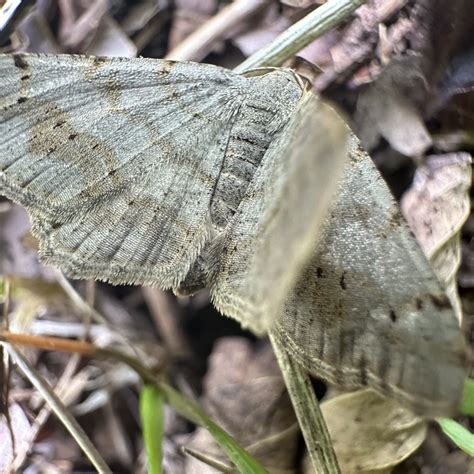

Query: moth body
[0,53,467,417]
[209,70,302,229]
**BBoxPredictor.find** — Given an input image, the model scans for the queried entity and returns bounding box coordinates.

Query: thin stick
[165,0,269,62]
[234,0,368,73]
[142,287,190,357]
[6,346,112,474]
[269,332,340,474]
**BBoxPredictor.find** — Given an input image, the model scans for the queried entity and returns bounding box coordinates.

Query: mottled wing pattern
[275,136,466,416]
[0,53,246,287]
[211,93,348,333]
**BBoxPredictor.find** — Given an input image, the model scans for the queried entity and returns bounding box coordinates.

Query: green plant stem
[140,385,165,474]
[234,0,368,73]
[270,332,341,474]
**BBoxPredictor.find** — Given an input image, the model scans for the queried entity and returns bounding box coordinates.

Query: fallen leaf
[0,403,32,472]
[401,152,472,321]
[305,390,427,474]
[0,203,54,281]
[354,54,432,156]
[85,16,137,57]
[184,338,299,473]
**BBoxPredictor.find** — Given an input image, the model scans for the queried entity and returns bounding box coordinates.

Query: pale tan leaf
[305,390,427,474]
[354,55,432,156]
[401,153,471,258]
[401,152,472,322]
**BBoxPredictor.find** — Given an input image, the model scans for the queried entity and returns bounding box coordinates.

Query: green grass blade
[157,382,268,474]
[140,385,165,474]
[460,379,474,416]
[437,418,474,456]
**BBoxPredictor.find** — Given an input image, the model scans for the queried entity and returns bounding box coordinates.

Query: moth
[0,54,466,417]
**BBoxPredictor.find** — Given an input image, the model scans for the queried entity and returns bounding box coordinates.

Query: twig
[6,345,112,474]
[53,269,106,325]
[142,287,190,357]
[234,0,368,73]
[12,357,85,470]
[53,269,139,356]
[165,0,269,62]
[269,332,340,474]
[0,331,267,473]
[315,0,409,90]
[1,278,16,465]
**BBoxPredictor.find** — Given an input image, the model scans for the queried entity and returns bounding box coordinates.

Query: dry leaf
[0,403,32,473]
[401,152,472,321]
[0,203,54,280]
[354,54,432,156]
[232,4,291,57]
[85,16,137,58]
[304,390,427,474]
[184,338,299,473]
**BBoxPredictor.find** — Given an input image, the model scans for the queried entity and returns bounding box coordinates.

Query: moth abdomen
[210,70,304,228]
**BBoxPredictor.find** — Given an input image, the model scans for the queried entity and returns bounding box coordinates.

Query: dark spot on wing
[13,54,28,70]
[359,355,368,385]
[316,267,323,278]
[389,309,397,323]
[158,61,175,77]
[20,74,30,81]
[415,298,424,310]
[17,97,27,104]
[68,133,77,141]
[387,209,405,231]
[53,120,66,129]
[430,294,451,310]
[339,272,347,290]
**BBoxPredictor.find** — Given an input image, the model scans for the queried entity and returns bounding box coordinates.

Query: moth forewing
[210,91,348,334]
[0,53,253,287]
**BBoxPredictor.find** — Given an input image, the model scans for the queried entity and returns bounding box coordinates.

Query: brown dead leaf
[313,0,410,90]
[0,203,54,281]
[401,153,472,321]
[304,390,427,474]
[183,338,298,473]
[85,16,137,57]
[0,403,32,472]
[354,54,432,156]
[401,154,471,257]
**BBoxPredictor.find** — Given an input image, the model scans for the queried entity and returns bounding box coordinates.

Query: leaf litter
[0,0,473,472]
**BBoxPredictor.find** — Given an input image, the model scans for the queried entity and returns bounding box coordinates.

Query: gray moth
[0,53,466,417]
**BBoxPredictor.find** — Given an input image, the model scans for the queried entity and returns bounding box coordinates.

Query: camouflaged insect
[0,54,466,417]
